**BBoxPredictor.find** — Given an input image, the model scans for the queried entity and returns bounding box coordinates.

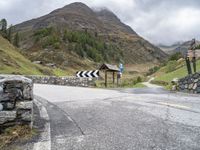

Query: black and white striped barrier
[76,70,99,78]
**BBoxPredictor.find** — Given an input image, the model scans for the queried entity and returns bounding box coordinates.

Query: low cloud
[0,0,199,45]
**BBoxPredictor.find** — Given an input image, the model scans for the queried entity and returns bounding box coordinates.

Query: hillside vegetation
[153,58,200,85]
[31,27,123,63]
[0,35,69,76]
[13,2,167,71]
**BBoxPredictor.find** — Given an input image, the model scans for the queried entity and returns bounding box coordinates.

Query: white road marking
[33,99,51,150]
[157,102,190,109]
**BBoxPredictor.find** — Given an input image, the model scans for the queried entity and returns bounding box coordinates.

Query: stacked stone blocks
[178,73,200,94]
[0,76,33,131]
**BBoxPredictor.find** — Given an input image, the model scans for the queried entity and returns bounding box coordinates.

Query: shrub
[169,52,182,61]
[146,66,160,76]
[42,35,60,48]
[136,76,142,83]
[34,27,53,38]
[53,42,60,49]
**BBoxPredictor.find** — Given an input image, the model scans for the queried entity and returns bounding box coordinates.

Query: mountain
[159,40,200,55]
[13,2,167,70]
[158,42,182,54]
[0,35,69,76]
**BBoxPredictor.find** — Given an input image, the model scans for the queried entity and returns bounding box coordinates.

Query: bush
[34,27,53,38]
[169,52,182,61]
[53,42,60,49]
[42,35,60,48]
[136,76,142,83]
[146,66,160,76]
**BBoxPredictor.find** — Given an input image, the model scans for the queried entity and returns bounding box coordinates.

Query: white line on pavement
[157,102,190,109]
[33,99,51,150]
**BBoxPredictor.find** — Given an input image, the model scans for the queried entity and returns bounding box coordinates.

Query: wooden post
[117,73,119,87]
[113,72,115,85]
[105,71,107,87]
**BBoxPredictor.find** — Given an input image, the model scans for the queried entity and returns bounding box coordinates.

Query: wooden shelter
[99,64,120,87]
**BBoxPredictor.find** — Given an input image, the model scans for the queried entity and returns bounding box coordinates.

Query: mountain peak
[64,2,90,9]
[50,2,94,16]
[13,2,167,67]
[95,8,120,22]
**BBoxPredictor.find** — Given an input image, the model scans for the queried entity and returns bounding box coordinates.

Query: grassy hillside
[153,58,200,84]
[0,35,69,76]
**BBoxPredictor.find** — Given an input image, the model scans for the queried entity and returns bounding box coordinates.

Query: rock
[193,83,197,90]
[171,78,178,85]
[0,103,3,111]
[189,84,194,90]
[0,111,16,124]
[33,61,42,64]
[194,79,199,83]
[5,102,15,110]
[0,75,33,130]
[0,86,3,93]
[23,84,33,100]
[21,111,32,122]
[171,85,177,91]
[16,101,33,110]
[180,84,185,90]
[197,87,200,93]
[193,73,200,79]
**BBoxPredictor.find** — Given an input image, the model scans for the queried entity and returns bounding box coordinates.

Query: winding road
[32,84,200,150]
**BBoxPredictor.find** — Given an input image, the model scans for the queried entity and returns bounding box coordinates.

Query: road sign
[119,63,124,73]
[76,70,99,78]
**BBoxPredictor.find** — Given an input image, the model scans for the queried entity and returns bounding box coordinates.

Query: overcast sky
[0,0,200,45]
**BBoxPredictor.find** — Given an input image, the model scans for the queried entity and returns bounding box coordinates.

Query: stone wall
[26,75,94,87]
[0,76,33,132]
[178,72,200,94]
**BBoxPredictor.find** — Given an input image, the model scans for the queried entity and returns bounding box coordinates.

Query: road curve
[33,84,200,150]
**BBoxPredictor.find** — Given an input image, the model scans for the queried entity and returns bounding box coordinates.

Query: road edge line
[33,99,51,150]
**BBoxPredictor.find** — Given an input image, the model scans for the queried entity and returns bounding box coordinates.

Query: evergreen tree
[7,25,13,42]
[14,32,19,47]
[0,19,7,38]
[0,19,7,33]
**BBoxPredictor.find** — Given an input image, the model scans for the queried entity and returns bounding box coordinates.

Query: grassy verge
[154,59,200,86]
[132,83,147,88]
[0,35,71,76]
[95,76,146,88]
[0,125,37,150]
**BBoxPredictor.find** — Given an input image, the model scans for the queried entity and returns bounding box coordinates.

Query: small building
[99,64,120,87]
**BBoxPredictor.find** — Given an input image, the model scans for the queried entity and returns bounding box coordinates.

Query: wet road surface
[33,84,200,150]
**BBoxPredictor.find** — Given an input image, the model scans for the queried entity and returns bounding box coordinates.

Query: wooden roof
[99,64,120,72]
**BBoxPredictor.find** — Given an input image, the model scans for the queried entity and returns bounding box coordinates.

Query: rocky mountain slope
[13,2,167,69]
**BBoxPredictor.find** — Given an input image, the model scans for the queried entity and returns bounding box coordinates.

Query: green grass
[95,76,146,88]
[0,35,70,76]
[132,83,147,88]
[154,59,200,84]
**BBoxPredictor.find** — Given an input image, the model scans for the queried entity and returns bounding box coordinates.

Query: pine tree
[0,19,7,38]
[14,32,19,47]
[0,19,7,33]
[7,25,12,42]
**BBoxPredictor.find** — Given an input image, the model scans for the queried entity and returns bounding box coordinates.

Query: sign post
[117,63,124,87]
[185,39,196,75]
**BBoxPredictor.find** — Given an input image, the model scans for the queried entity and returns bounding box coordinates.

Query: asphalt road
[33,84,200,150]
